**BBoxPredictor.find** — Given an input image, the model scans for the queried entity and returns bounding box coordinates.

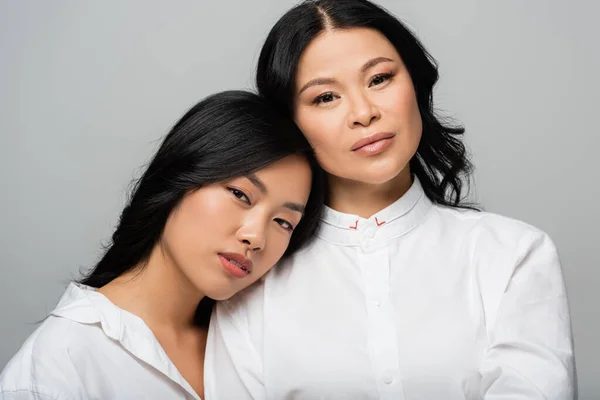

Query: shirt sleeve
[204,300,267,400]
[475,222,576,399]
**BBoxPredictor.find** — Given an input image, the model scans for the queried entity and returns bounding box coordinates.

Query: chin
[357,164,408,186]
[205,289,237,302]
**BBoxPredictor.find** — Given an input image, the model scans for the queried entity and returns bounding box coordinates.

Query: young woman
[0,91,326,399]
[205,1,576,399]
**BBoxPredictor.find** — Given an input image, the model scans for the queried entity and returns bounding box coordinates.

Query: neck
[98,243,204,332]
[328,169,413,219]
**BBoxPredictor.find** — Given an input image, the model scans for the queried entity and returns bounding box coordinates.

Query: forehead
[253,155,312,201]
[297,27,400,78]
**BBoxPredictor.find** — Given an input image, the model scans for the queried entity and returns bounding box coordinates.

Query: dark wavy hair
[80,90,326,326]
[256,0,475,209]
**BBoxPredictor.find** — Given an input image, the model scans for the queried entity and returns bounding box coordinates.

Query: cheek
[405,94,422,133]
[384,82,419,115]
[296,108,340,150]
[257,231,292,274]
[194,193,225,215]
[190,194,237,233]
[161,211,206,274]
[398,84,422,128]
[380,85,422,143]
[170,192,235,249]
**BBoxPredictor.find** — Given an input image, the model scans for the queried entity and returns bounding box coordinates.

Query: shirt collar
[316,177,432,247]
[51,282,152,342]
[51,283,201,399]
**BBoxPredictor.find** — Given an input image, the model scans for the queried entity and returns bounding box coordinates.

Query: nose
[236,219,266,253]
[346,91,381,128]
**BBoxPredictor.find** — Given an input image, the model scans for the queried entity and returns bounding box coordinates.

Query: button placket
[382,371,394,385]
[359,246,406,400]
[364,227,376,238]
[359,220,378,252]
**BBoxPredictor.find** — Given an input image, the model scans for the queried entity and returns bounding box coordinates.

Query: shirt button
[364,228,376,238]
[382,372,394,384]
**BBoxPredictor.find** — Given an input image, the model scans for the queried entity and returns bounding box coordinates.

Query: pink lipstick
[218,252,252,279]
[351,132,395,156]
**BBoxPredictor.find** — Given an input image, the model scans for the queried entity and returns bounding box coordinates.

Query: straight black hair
[80,90,326,326]
[256,0,476,209]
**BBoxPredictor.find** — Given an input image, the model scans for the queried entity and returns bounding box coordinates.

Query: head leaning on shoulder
[80,90,326,309]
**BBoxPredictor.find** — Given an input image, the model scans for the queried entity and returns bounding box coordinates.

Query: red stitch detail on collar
[375,217,386,226]
[349,220,358,230]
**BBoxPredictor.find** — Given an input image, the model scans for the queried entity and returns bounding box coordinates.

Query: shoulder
[448,210,563,300]
[434,205,555,250]
[0,316,90,399]
[217,273,267,331]
[467,211,557,261]
[432,206,560,282]
[217,238,320,319]
[434,207,567,325]
[214,245,311,341]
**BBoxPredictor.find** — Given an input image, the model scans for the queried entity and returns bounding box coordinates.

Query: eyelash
[312,92,338,105]
[369,72,394,87]
[228,187,250,205]
[275,218,295,232]
[311,72,395,105]
[229,187,295,232]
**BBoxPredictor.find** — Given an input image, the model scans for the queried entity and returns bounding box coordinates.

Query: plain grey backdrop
[1,0,598,398]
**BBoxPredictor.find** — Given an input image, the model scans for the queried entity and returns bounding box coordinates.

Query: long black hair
[256,0,475,209]
[80,90,326,326]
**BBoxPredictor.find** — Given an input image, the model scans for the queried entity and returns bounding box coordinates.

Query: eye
[313,92,338,105]
[228,187,251,205]
[369,72,394,87]
[275,218,295,232]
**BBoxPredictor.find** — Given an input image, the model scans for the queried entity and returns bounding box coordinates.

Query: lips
[351,132,396,151]
[219,252,253,273]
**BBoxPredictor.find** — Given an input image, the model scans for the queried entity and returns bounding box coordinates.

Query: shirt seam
[66,338,88,396]
[0,388,65,400]
[467,215,487,331]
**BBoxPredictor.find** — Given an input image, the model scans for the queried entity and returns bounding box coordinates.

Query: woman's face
[294,27,422,186]
[160,154,312,301]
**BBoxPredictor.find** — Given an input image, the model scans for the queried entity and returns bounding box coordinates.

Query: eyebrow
[246,174,306,215]
[283,202,306,215]
[361,56,394,72]
[247,174,267,194]
[297,57,395,95]
[298,77,337,95]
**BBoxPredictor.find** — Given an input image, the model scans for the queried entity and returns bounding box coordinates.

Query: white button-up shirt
[0,283,202,399]
[205,178,576,399]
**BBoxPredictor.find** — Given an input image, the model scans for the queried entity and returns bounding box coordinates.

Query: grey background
[1,0,598,398]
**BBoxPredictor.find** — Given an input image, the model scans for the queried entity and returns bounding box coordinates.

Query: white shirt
[0,283,202,400]
[205,178,576,400]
